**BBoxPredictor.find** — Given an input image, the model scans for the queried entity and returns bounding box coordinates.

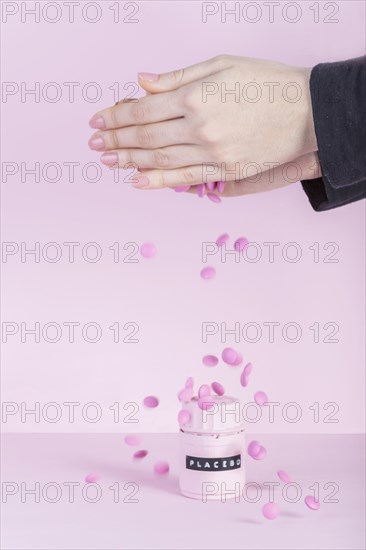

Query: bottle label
[186,454,241,471]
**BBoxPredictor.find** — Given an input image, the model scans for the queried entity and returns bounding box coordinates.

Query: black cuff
[301,56,366,211]
[301,177,366,212]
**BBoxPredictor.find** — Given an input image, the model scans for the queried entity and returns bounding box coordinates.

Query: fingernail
[132,175,150,188]
[89,115,106,130]
[88,136,105,151]
[138,72,159,82]
[206,181,217,192]
[101,153,118,166]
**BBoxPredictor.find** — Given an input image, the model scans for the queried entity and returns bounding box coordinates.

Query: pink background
[1,0,365,435]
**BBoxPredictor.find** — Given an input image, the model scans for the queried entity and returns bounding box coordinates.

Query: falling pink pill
[217,181,225,193]
[216,233,229,247]
[178,409,191,426]
[198,397,216,411]
[200,266,216,280]
[305,495,320,510]
[196,183,205,197]
[277,470,291,483]
[178,387,194,402]
[244,362,253,376]
[133,449,148,459]
[154,461,170,475]
[207,193,221,203]
[240,372,249,388]
[198,384,211,398]
[85,473,100,483]
[202,355,219,367]
[254,391,268,406]
[140,242,156,258]
[174,185,191,192]
[252,446,267,460]
[222,347,239,365]
[185,377,194,388]
[262,502,279,520]
[234,237,249,252]
[211,381,225,396]
[247,440,261,458]
[206,181,216,192]
[143,395,159,408]
[240,371,249,387]
[124,435,141,446]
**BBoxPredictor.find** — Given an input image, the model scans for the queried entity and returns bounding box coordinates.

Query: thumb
[137,54,229,92]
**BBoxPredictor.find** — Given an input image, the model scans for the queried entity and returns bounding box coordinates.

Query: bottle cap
[181,395,244,435]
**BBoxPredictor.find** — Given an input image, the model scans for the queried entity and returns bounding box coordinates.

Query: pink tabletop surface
[1,433,365,549]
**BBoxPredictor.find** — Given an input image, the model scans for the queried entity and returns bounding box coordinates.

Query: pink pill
[216,233,229,247]
[262,502,279,520]
[85,473,100,483]
[254,391,268,406]
[178,387,193,402]
[154,461,170,475]
[185,377,194,389]
[202,355,219,367]
[198,397,216,411]
[252,446,267,460]
[198,384,211,398]
[231,352,243,367]
[174,185,191,192]
[277,470,291,483]
[244,362,253,376]
[133,449,148,459]
[240,372,249,388]
[196,183,205,197]
[240,371,249,387]
[178,409,191,426]
[217,181,225,193]
[200,266,216,280]
[143,395,159,408]
[234,237,249,252]
[305,495,320,510]
[206,181,216,192]
[222,347,239,365]
[211,381,225,396]
[207,193,221,204]
[247,440,261,458]
[140,242,156,258]
[124,435,141,446]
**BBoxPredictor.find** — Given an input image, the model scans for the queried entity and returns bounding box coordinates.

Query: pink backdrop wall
[1,0,365,434]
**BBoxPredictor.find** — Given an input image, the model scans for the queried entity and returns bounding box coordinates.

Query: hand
[88,55,318,190]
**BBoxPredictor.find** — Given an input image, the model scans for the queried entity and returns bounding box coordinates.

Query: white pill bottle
[179,395,245,500]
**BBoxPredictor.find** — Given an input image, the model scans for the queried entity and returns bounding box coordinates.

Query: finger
[185,153,321,198]
[137,54,231,93]
[130,165,236,190]
[89,91,184,130]
[88,119,193,151]
[100,145,211,170]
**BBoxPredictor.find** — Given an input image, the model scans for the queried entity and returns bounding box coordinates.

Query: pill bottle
[179,395,245,500]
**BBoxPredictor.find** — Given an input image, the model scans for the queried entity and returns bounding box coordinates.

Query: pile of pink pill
[86,228,321,521]
[200,233,249,281]
[120,395,169,475]
[198,348,319,518]
[85,350,321,519]
[174,180,226,203]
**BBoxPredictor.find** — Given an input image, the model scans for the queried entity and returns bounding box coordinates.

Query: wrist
[298,66,318,155]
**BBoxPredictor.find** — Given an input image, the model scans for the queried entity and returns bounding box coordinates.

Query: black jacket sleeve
[301,56,366,211]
